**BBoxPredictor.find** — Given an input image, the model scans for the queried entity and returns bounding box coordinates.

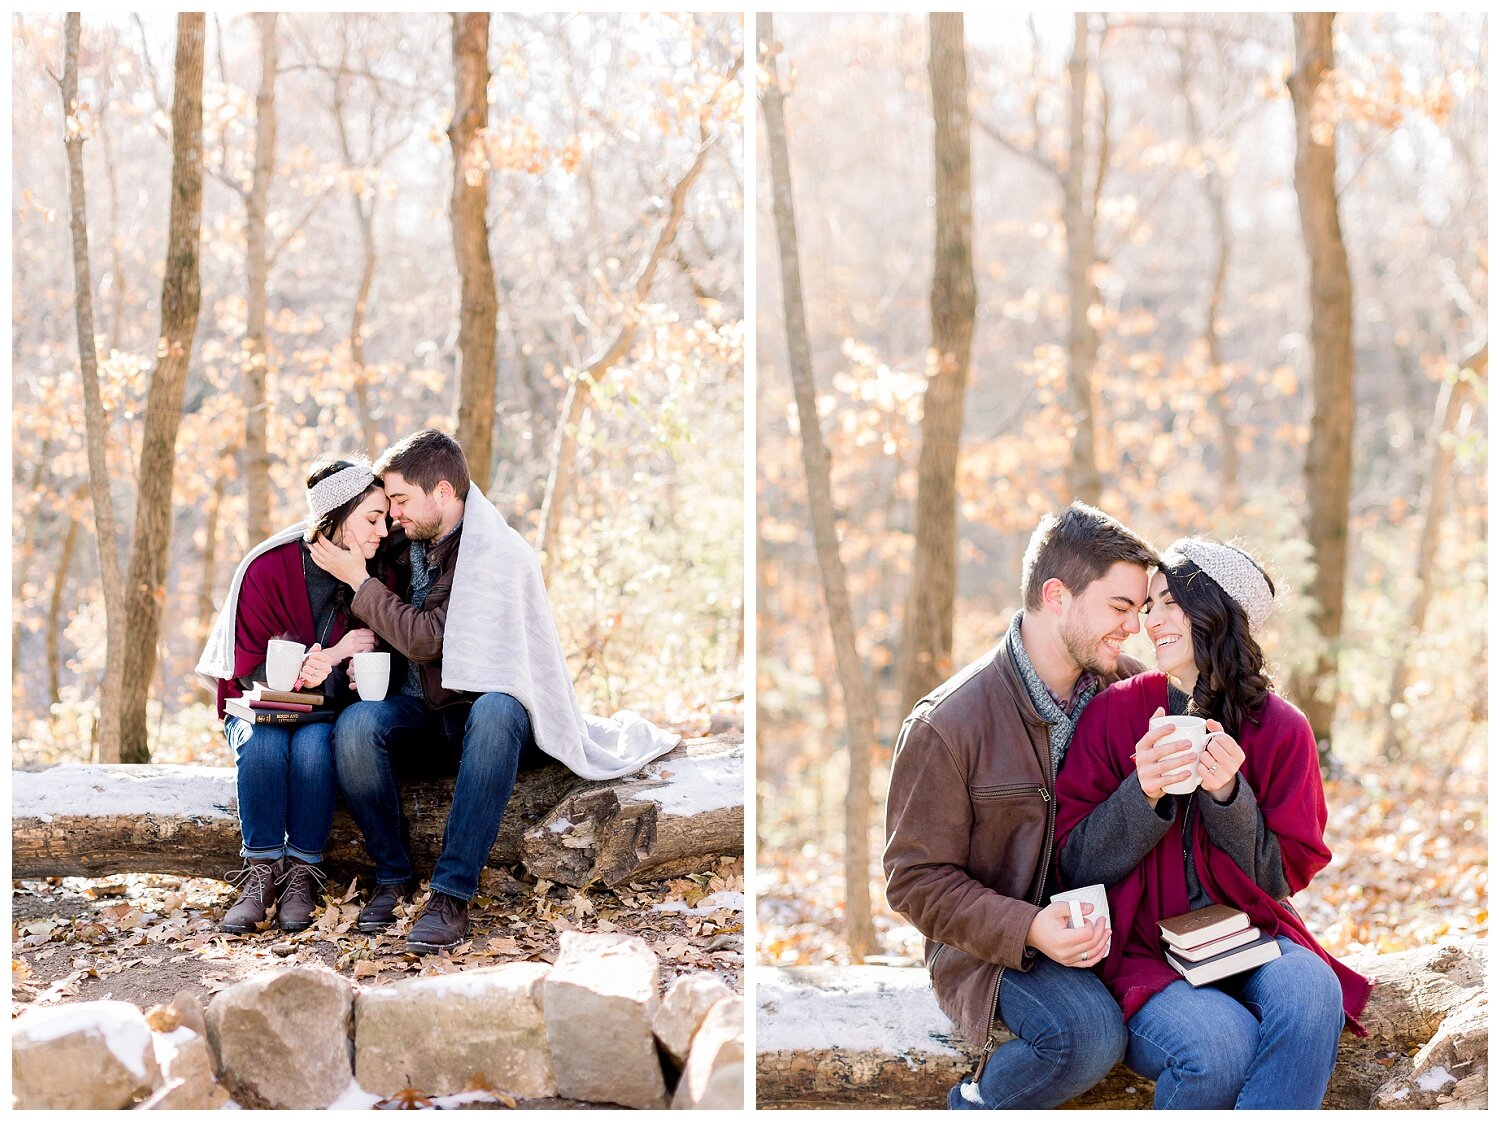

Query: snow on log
[755,939,1486,1110]
[520,734,744,887]
[11,735,741,886]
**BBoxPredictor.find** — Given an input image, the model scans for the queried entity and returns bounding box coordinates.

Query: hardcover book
[1165,931,1281,985]
[1159,904,1251,950]
[225,699,335,726]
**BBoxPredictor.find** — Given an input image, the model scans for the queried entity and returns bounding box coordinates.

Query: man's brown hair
[1020,501,1157,610]
[375,429,471,499]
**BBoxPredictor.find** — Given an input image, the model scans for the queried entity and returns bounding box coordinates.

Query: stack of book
[1159,904,1281,985]
[224,683,332,725]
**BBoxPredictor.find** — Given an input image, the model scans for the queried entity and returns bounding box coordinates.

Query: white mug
[265,640,307,692]
[352,651,391,702]
[1150,714,1209,795]
[1050,883,1110,931]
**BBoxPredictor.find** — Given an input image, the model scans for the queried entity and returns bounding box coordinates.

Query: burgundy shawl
[1054,670,1371,1033]
[214,542,349,719]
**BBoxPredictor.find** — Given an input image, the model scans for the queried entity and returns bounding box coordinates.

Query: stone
[1374,990,1489,1109]
[137,1027,227,1110]
[356,963,555,1099]
[12,1000,160,1109]
[673,995,744,1109]
[543,931,667,1108]
[205,967,353,1108]
[693,1060,745,1109]
[654,973,734,1066]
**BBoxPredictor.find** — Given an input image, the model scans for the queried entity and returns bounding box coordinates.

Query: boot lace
[277,860,329,900]
[225,861,277,903]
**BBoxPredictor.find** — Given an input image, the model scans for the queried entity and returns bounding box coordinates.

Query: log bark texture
[754,941,1486,1110]
[11,735,740,887]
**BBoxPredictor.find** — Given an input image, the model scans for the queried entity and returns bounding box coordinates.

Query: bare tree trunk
[1063,14,1103,506]
[1177,47,1240,510]
[1382,343,1486,758]
[47,508,82,707]
[243,12,277,544]
[59,13,129,763]
[116,13,206,765]
[449,12,499,491]
[535,112,727,568]
[195,465,229,648]
[898,14,976,715]
[760,14,877,961]
[330,31,382,456]
[1289,13,1356,765]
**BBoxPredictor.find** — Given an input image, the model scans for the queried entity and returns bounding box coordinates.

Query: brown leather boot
[357,881,413,933]
[406,891,469,954]
[275,858,328,932]
[222,858,280,933]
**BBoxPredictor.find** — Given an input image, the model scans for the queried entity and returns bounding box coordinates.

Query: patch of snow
[151,1024,200,1068]
[1388,1087,1411,1101]
[1415,1066,1456,1092]
[549,816,574,833]
[654,890,745,915]
[16,1001,154,1082]
[959,1079,984,1104]
[13,764,237,820]
[642,751,740,816]
[327,1079,382,1109]
[756,967,964,1058]
[432,1089,517,1107]
[364,962,549,1000]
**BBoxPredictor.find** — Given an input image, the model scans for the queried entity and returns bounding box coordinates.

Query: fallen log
[520,736,743,886]
[11,735,742,888]
[754,939,1485,1110]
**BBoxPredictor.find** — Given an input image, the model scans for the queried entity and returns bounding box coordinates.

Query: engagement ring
[1081,951,1088,961]
[1208,762,1219,773]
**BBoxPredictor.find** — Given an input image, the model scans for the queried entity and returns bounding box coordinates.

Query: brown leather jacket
[350,522,474,711]
[882,624,1141,1048]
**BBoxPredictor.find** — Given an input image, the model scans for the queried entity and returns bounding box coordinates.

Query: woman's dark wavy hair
[1161,550,1275,738]
[303,457,384,617]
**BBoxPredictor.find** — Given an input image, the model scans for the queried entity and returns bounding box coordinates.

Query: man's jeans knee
[951,958,1126,1110]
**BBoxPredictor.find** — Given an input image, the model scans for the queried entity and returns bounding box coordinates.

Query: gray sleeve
[1197,779,1291,898]
[1060,775,1176,889]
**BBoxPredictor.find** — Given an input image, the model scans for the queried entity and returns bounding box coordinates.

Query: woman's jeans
[226,715,337,863]
[1126,937,1345,1109]
[948,954,1127,1109]
[332,692,537,902]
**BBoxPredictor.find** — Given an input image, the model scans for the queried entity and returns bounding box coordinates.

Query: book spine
[249,700,315,713]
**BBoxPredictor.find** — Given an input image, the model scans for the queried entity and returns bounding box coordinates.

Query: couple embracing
[196,429,678,953]
[884,503,1373,1110]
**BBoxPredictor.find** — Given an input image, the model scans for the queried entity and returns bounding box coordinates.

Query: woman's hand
[1198,720,1245,802]
[296,643,334,688]
[1134,706,1195,807]
[328,628,377,664]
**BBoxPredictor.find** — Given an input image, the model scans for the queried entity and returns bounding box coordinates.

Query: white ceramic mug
[1050,883,1110,931]
[1150,714,1209,795]
[265,639,307,692]
[352,651,391,702]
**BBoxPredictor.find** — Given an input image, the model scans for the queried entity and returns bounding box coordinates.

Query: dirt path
[12,859,744,1015]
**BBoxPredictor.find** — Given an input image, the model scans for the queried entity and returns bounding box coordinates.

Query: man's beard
[1061,612,1115,677]
[403,512,443,542]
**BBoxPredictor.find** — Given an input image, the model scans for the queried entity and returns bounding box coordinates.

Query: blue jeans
[332,692,537,901]
[1126,937,1344,1109]
[949,955,1127,1109]
[226,715,337,863]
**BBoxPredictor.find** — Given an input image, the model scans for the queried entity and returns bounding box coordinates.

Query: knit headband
[307,465,376,524]
[1161,538,1274,632]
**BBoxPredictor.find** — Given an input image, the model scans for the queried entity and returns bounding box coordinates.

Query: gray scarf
[1006,610,1099,777]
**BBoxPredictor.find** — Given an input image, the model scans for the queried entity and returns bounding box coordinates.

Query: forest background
[11,11,745,770]
[756,12,1487,966]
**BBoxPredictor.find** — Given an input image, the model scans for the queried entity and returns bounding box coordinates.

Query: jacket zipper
[969,783,1050,800]
[975,782,1052,1088]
